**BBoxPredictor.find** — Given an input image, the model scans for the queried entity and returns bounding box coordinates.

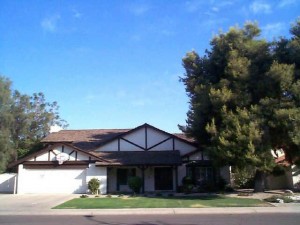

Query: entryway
[154,167,173,190]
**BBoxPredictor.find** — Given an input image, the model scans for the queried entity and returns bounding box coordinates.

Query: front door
[154,167,173,190]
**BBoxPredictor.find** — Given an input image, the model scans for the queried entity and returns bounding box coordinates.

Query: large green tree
[181,20,300,191]
[0,76,67,172]
[0,77,15,172]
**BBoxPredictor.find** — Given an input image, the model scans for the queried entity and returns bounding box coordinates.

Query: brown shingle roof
[42,129,130,150]
[93,150,182,166]
[173,133,196,143]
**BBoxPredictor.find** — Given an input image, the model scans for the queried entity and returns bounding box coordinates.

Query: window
[117,168,136,188]
[187,166,213,185]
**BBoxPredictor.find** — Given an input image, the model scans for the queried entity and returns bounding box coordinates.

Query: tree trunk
[254,170,265,192]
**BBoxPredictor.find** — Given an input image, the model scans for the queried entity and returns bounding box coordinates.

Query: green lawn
[54,195,271,209]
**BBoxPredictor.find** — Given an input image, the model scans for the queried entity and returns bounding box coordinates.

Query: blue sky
[0,0,299,133]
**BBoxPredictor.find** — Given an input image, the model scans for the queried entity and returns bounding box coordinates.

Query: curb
[1,206,300,216]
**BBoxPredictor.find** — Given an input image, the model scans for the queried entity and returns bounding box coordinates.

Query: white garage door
[18,168,87,194]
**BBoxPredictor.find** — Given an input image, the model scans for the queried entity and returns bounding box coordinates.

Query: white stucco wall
[292,165,300,189]
[177,165,186,186]
[86,164,107,194]
[31,145,90,162]
[95,125,197,154]
[174,139,197,155]
[188,151,202,161]
[147,127,169,147]
[17,164,87,194]
[0,173,17,193]
[219,166,231,184]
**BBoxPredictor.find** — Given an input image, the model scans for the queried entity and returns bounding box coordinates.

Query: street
[0,214,300,225]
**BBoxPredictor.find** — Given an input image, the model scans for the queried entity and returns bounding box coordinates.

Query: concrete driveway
[0,194,77,214]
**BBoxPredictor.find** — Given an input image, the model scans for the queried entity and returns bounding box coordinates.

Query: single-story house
[9,123,230,194]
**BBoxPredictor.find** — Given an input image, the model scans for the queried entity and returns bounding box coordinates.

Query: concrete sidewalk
[0,194,300,216]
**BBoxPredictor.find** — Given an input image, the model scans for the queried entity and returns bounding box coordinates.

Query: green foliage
[128,176,143,194]
[88,178,100,195]
[180,19,300,191]
[0,75,67,172]
[264,195,294,203]
[0,77,15,172]
[232,167,255,188]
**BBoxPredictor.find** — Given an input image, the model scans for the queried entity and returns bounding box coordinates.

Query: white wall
[174,139,197,155]
[17,164,87,194]
[292,165,300,189]
[31,145,90,162]
[86,164,107,194]
[220,166,231,184]
[177,165,186,186]
[0,173,17,193]
[95,125,197,155]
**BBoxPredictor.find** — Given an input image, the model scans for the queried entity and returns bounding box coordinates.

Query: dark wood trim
[75,151,78,161]
[23,161,92,165]
[120,138,145,150]
[118,139,120,151]
[145,126,148,150]
[34,156,36,161]
[141,167,145,193]
[172,138,175,150]
[175,166,178,191]
[24,165,88,169]
[48,150,50,161]
[147,137,172,150]
[62,145,64,152]
[69,150,75,156]
[50,149,58,156]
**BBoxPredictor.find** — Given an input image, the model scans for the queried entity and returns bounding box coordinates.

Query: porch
[94,150,182,193]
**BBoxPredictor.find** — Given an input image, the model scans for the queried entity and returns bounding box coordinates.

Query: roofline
[8,142,111,168]
[88,123,198,151]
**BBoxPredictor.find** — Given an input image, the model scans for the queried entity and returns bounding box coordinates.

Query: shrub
[80,194,88,198]
[88,178,100,195]
[128,176,143,194]
[232,167,255,188]
[264,195,294,203]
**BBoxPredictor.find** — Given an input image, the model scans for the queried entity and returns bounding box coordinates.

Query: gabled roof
[8,142,111,168]
[42,129,130,150]
[42,123,197,151]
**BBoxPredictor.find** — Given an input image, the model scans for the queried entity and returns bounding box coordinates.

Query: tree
[180,20,300,192]
[0,76,15,172]
[0,76,68,171]
[11,92,68,158]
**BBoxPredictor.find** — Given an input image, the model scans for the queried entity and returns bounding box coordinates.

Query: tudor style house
[10,123,230,194]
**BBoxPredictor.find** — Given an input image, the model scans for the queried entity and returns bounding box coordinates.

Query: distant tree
[180,20,300,192]
[11,92,68,158]
[0,76,15,172]
[0,76,68,171]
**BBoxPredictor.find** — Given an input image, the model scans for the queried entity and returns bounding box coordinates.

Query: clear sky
[0,0,299,133]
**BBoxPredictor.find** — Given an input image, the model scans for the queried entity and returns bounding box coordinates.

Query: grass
[54,195,271,209]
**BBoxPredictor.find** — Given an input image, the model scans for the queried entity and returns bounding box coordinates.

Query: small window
[187,166,213,185]
[117,168,136,186]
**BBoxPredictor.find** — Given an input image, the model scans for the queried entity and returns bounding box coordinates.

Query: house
[9,123,230,194]
[265,149,300,190]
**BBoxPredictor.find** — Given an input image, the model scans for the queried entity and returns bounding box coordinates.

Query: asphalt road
[1,214,300,225]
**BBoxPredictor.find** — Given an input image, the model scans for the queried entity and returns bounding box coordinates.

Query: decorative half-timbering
[9,123,230,194]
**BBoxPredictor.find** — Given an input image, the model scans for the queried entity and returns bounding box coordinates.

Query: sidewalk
[1,193,299,216]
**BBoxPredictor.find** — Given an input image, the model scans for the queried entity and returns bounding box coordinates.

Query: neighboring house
[265,150,300,190]
[9,123,230,194]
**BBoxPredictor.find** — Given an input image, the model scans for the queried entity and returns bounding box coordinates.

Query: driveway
[0,194,77,214]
